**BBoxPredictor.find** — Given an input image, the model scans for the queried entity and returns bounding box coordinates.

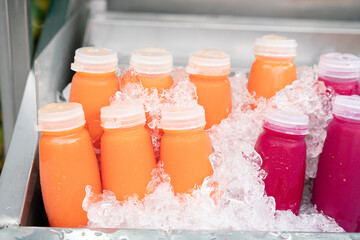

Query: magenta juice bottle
[317,53,360,95]
[255,109,309,215]
[313,95,360,232]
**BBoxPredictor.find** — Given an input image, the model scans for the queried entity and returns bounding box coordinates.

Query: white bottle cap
[333,95,360,121]
[37,103,86,132]
[186,48,231,76]
[71,47,118,73]
[317,52,360,80]
[253,35,297,58]
[130,47,173,74]
[160,104,206,130]
[101,102,146,129]
[264,109,309,135]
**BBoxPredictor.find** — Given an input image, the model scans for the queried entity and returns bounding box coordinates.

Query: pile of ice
[82,67,342,232]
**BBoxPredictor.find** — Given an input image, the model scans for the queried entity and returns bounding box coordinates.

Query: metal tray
[0,3,360,239]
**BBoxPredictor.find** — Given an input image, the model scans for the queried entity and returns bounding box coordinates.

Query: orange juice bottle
[37,103,102,227]
[100,101,156,200]
[123,47,173,92]
[160,103,214,193]
[247,35,297,99]
[69,47,120,152]
[186,49,232,129]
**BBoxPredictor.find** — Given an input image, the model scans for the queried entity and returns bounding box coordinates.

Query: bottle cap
[264,109,309,135]
[186,48,231,76]
[160,104,206,130]
[37,103,85,132]
[333,95,360,121]
[130,47,173,74]
[253,35,297,58]
[71,47,118,73]
[317,52,360,80]
[101,102,146,129]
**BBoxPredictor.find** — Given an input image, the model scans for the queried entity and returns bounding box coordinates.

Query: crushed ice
[83,67,342,232]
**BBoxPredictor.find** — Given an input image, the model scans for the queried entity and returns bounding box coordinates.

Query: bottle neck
[76,71,117,78]
[318,74,359,83]
[41,125,85,136]
[189,73,229,81]
[163,126,205,134]
[333,114,360,124]
[103,123,145,133]
[137,72,172,79]
[255,55,294,63]
[263,127,306,140]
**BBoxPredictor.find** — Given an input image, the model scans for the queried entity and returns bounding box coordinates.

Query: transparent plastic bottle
[123,47,173,92]
[160,103,214,193]
[254,109,309,215]
[69,47,120,153]
[37,103,102,227]
[100,101,156,200]
[186,49,232,129]
[313,95,360,232]
[248,35,297,99]
[316,52,360,95]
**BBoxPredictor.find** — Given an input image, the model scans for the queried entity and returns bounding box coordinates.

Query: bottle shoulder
[40,127,90,145]
[258,128,306,141]
[72,71,118,84]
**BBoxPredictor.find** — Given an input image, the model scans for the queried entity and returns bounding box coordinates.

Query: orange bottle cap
[130,47,173,74]
[101,102,146,129]
[71,47,118,73]
[160,104,206,130]
[186,48,231,76]
[37,103,85,132]
[254,35,297,58]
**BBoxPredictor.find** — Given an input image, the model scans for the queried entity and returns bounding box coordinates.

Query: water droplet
[94,232,103,236]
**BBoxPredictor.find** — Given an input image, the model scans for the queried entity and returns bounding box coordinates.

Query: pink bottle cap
[264,109,309,135]
[101,102,146,129]
[160,104,206,130]
[130,47,173,74]
[37,103,86,132]
[317,52,360,80]
[71,47,118,73]
[253,35,297,58]
[186,48,231,76]
[333,95,360,121]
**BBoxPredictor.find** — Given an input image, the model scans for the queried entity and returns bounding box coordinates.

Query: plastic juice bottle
[123,47,173,92]
[248,35,297,99]
[254,109,309,215]
[313,95,360,232]
[100,101,156,200]
[186,49,232,129]
[160,103,214,193]
[37,103,102,227]
[316,52,360,95]
[69,47,120,152]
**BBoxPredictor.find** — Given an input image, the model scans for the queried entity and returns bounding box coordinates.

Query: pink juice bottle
[254,109,309,215]
[317,53,360,95]
[313,95,360,232]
